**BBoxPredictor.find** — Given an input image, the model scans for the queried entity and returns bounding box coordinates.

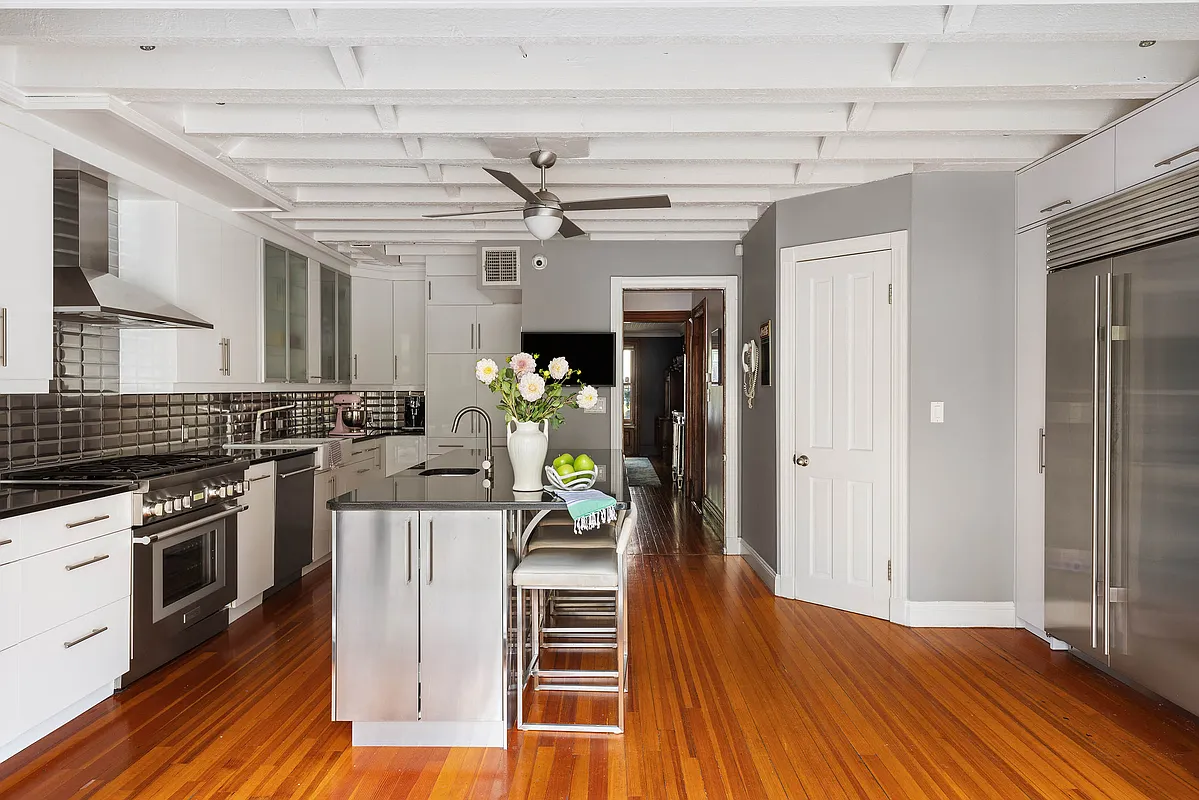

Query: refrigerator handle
[1038,428,1046,474]
[1103,271,1114,657]
[1091,275,1102,650]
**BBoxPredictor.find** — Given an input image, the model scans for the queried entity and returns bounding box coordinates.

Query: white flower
[509,352,536,376]
[548,357,569,381]
[518,372,546,402]
[576,385,599,410]
[475,358,499,385]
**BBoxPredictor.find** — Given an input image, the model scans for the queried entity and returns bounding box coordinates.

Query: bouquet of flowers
[475,352,599,428]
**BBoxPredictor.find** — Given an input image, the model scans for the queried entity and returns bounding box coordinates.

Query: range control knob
[219,486,229,499]
[152,502,165,517]
[142,504,155,520]
[172,498,184,512]
[182,495,192,509]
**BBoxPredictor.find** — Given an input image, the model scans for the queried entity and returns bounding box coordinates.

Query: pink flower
[518,372,546,402]
[509,352,536,376]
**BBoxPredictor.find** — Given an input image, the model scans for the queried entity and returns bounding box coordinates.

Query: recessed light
[139,45,156,51]
[1139,40,1157,48]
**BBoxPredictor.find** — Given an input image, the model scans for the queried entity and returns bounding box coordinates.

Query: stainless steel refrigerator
[1045,232,1199,717]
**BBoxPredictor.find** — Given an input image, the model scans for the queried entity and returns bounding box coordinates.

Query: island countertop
[328,447,630,511]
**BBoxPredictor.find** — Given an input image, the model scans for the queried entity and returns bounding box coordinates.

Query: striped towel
[550,489,619,533]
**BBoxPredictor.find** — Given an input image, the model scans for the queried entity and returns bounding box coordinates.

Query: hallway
[2,488,1198,798]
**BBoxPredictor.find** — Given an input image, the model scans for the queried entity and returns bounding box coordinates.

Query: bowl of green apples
[545,453,598,490]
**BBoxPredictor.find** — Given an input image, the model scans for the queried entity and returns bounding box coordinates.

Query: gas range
[5,452,247,525]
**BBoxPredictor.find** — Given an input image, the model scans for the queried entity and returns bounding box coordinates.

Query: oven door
[135,502,244,625]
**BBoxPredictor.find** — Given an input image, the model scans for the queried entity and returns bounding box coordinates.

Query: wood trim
[624,310,690,323]
[685,299,707,506]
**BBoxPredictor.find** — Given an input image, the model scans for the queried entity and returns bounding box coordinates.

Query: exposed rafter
[423,163,443,183]
[373,103,398,131]
[286,8,317,32]
[891,42,930,83]
[327,45,362,89]
[943,5,979,35]
[401,136,422,158]
[846,101,875,132]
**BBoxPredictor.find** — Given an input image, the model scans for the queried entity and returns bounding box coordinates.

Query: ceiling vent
[481,246,520,286]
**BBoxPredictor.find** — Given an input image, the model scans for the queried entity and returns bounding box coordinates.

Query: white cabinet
[392,281,426,387]
[1016,129,1115,229]
[426,304,519,444]
[1015,226,1048,632]
[428,275,492,306]
[0,561,19,652]
[426,354,485,439]
[313,469,337,562]
[352,276,395,385]
[0,645,17,746]
[427,305,520,355]
[221,226,261,383]
[476,305,522,354]
[174,207,225,383]
[1115,81,1199,191]
[18,530,131,642]
[0,124,54,394]
[385,436,427,476]
[236,462,276,607]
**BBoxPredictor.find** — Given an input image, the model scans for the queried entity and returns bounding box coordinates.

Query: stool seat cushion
[514,547,618,589]
[527,526,616,551]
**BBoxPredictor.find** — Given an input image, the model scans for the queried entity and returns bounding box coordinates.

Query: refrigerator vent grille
[1047,161,1199,271]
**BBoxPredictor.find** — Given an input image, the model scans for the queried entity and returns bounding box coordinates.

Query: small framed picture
[759,321,772,387]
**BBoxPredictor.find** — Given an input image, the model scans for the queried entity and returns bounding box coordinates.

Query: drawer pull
[248,475,271,482]
[65,553,110,571]
[1039,199,1073,214]
[356,467,371,474]
[1154,145,1199,169]
[0,539,12,547]
[64,626,109,649]
[65,514,111,529]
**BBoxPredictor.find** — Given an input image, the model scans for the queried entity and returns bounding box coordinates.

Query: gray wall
[625,335,683,455]
[907,172,1015,602]
[484,240,740,451]
[738,173,1016,604]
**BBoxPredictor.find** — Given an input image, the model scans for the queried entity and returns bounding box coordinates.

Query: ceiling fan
[423,150,671,240]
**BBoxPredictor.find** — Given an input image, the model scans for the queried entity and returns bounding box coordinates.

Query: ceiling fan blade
[560,194,671,212]
[558,215,587,238]
[483,168,540,204]
[422,207,525,218]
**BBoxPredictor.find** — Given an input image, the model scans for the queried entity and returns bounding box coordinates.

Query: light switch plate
[596,464,606,480]
[930,401,945,424]
[584,396,607,414]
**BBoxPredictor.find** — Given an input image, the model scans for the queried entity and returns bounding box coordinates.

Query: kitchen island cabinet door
[0,645,17,747]
[235,463,276,606]
[418,511,504,722]
[333,510,420,722]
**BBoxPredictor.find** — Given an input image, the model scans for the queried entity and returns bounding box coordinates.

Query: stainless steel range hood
[53,171,213,329]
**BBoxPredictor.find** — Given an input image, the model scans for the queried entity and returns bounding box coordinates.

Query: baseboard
[303,553,331,575]
[0,683,113,764]
[1018,619,1070,650]
[228,592,263,625]
[904,601,1017,628]
[352,720,506,748]
[740,538,778,595]
[723,536,742,556]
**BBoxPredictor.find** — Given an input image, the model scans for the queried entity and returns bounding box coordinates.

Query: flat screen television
[519,332,617,387]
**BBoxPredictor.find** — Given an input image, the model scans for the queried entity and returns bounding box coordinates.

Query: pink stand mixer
[330,393,369,437]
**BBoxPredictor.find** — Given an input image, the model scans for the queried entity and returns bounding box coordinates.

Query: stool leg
[531,588,540,690]
[616,578,626,732]
[516,584,526,729]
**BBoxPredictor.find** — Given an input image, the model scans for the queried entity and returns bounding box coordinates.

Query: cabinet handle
[0,539,12,547]
[1039,199,1073,214]
[0,307,7,368]
[406,519,413,584]
[353,354,358,380]
[356,467,371,474]
[428,281,432,301]
[1154,145,1199,169]
[65,553,110,571]
[248,474,271,482]
[280,465,318,479]
[1038,427,1046,474]
[394,354,398,381]
[426,520,433,584]
[470,322,474,350]
[65,514,110,529]
[477,323,482,350]
[64,626,108,649]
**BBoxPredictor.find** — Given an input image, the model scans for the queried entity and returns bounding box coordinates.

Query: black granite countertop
[0,482,134,521]
[329,448,629,511]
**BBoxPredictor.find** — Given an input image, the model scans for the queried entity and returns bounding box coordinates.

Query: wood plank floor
[3,479,1199,798]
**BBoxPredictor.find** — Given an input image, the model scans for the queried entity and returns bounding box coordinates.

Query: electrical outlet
[584,395,607,414]
[596,464,606,481]
[930,401,945,424]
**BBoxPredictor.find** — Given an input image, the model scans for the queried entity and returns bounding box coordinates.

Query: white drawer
[0,518,18,566]
[1017,129,1115,229]
[16,493,133,560]
[346,442,382,466]
[1115,81,1199,191]
[19,530,131,642]
[0,645,17,747]
[17,596,130,733]
[0,562,19,652]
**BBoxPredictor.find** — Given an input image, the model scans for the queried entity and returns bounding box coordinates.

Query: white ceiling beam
[793,163,816,184]
[284,206,761,223]
[287,184,833,205]
[846,102,875,132]
[305,220,752,237]
[401,135,422,158]
[423,163,443,183]
[373,103,398,131]
[313,230,746,244]
[286,9,317,32]
[327,45,362,90]
[891,42,929,83]
[943,6,979,35]
[818,135,842,160]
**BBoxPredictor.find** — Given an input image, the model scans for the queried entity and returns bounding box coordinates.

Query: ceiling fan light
[523,207,563,240]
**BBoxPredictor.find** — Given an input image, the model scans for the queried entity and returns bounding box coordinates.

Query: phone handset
[742,340,759,409]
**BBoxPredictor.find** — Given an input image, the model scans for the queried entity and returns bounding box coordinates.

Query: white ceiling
[2,2,1198,259]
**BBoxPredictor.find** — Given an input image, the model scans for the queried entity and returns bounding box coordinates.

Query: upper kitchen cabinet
[1016,129,1115,229]
[317,266,352,385]
[1115,81,1199,191]
[263,242,308,383]
[426,305,520,355]
[0,125,54,394]
[351,275,393,385]
[392,280,425,388]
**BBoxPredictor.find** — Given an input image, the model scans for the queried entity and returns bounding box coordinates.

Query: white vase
[507,419,549,492]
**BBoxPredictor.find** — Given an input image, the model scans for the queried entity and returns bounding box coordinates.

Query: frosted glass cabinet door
[320,267,337,381]
[337,273,352,383]
[263,243,288,382]
[288,252,308,383]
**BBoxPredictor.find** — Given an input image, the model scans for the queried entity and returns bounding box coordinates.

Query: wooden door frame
[684,299,707,507]
[611,276,741,556]
[621,338,641,455]
[776,231,910,623]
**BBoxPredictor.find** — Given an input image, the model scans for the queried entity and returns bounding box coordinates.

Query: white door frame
[776,232,910,623]
[610,275,741,554]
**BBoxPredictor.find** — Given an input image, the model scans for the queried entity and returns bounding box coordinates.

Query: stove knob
[152,502,165,517]
[218,485,229,499]
[207,486,221,500]
[172,498,184,512]
[182,495,192,509]
[236,481,246,494]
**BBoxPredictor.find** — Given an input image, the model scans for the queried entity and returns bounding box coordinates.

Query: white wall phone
[742,339,759,409]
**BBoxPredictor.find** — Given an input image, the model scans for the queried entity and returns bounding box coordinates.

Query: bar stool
[514,506,636,734]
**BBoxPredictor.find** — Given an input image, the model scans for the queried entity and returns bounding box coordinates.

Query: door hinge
[887,284,893,305]
[887,559,892,581]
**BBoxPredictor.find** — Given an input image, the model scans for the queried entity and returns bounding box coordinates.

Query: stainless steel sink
[419,467,482,477]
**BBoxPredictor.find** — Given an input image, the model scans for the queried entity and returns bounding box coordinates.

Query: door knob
[794,454,810,467]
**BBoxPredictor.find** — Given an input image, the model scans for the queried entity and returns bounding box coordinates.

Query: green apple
[555,462,576,477]
[573,454,595,473]
[552,454,574,469]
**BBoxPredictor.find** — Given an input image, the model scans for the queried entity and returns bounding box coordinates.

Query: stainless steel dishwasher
[269,452,316,595]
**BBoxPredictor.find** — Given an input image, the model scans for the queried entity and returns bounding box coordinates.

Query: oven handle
[279,465,318,480]
[133,504,249,545]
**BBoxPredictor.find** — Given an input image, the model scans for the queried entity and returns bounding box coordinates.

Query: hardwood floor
[3,487,1199,798]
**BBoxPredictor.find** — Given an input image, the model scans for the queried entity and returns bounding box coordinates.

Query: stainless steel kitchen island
[327,447,628,748]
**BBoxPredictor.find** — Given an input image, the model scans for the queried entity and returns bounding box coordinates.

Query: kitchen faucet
[254,404,296,443]
[452,406,493,470]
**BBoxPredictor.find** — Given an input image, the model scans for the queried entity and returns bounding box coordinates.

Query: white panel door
[475,305,522,355]
[351,276,394,384]
[426,305,476,354]
[221,225,261,383]
[426,354,484,439]
[236,464,276,606]
[791,249,892,619]
[174,206,226,383]
[392,280,426,386]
